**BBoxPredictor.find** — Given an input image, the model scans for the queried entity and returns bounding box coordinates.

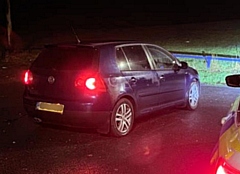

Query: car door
[145,45,186,105]
[116,44,160,114]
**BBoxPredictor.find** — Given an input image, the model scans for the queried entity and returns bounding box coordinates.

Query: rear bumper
[23,97,111,134]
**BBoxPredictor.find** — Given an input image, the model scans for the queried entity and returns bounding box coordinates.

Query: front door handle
[130,77,137,84]
[158,75,165,80]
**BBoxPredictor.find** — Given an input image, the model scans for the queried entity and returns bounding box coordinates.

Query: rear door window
[32,46,99,70]
[116,45,151,71]
[116,47,130,70]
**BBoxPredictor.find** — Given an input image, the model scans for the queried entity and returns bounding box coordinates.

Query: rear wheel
[110,98,134,137]
[186,80,200,110]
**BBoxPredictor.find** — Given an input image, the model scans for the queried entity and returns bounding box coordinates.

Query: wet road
[0,82,239,174]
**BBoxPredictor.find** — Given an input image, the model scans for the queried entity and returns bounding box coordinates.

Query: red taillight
[75,72,106,93]
[24,70,33,85]
[85,78,96,90]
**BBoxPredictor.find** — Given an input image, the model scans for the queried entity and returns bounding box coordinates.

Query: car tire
[110,98,134,137]
[185,80,200,110]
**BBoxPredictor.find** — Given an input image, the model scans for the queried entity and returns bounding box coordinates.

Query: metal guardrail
[170,51,240,69]
[170,51,238,58]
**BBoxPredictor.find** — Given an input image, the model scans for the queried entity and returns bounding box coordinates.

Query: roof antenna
[71,25,81,44]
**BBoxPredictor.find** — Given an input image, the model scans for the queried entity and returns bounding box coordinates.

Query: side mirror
[173,61,188,71]
[226,74,240,87]
[180,61,188,69]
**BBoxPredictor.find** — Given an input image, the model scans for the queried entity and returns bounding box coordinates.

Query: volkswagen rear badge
[48,76,55,84]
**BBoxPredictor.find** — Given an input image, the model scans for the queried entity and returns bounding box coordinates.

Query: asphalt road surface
[0,82,239,174]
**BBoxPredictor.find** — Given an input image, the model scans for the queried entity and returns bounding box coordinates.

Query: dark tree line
[0,0,12,61]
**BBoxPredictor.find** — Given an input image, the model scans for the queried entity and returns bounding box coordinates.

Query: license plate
[36,102,64,114]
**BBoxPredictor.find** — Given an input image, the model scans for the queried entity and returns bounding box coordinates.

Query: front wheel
[186,80,200,110]
[110,98,134,137]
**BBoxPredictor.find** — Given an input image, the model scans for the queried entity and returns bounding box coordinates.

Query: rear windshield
[32,46,99,70]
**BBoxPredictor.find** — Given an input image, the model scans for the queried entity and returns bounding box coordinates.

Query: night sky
[1,0,240,31]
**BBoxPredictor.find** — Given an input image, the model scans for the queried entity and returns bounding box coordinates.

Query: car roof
[80,40,137,46]
[44,40,147,48]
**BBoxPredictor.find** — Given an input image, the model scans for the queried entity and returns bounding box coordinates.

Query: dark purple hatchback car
[23,40,200,137]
